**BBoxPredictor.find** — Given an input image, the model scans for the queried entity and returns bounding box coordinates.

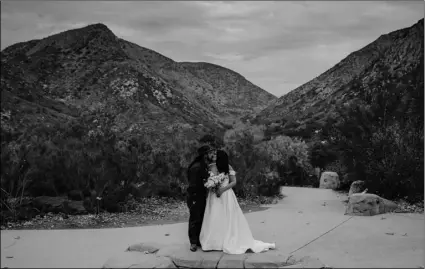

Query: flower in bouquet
[204,172,226,193]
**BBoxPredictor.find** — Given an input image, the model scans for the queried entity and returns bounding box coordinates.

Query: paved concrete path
[1,187,423,268]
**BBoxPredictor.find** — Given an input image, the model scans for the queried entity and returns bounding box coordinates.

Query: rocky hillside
[180,62,276,115]
[254,19,424,128]
[1,23,276,145]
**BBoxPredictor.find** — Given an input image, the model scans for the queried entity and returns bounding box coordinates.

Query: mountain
[179,62,274,115]
[254,19,424,131]
[1,23,276,145]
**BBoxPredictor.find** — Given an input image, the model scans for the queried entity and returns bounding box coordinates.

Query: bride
[199,149,276,254]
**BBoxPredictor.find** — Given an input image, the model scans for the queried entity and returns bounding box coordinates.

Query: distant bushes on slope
[224,125,314,197]
[316,76,424,202]
[0,119,201,217]
[1,117,315,220]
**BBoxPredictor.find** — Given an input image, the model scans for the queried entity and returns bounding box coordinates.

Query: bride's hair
[216,150,230,174]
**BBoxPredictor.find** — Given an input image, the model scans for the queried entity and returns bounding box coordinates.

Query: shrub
[224,127,277,198]
[328,96,423,202]
[256,135,312,173]
[309,141,338,169]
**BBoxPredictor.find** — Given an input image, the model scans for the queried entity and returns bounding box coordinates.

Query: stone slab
[282,256,326,268]
[127,242,164,253]
[169,247,224,268]
[103,251,176,269]
[105,241,328,269]
[216,253,249,268]
[244,252,292,268]
[156,243,188,257]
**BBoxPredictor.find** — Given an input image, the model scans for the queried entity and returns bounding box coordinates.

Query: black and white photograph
[1,1,423,268]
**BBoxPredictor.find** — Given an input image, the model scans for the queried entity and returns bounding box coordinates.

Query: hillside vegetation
[255,19,424,203]
[1,20,423,227]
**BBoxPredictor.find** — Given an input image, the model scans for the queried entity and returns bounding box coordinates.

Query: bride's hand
[216,188,224,198]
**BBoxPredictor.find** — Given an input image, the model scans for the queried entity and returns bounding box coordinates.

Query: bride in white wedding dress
[199,150,276,254]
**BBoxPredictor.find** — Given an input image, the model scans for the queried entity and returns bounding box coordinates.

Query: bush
[361,122,423,201]
[224,127,277,198]
[309,141,338,169]
[328,97,423,202]
[256,135,312,174]
[2,115,312,220]
[225,129,313,196]
[0,119,201,216]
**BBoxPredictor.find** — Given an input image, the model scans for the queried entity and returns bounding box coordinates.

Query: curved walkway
[1,187,423,268]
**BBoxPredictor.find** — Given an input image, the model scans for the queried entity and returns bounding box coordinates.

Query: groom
[186,143,217,252]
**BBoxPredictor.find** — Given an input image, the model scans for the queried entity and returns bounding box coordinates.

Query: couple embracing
[186,142,276,254]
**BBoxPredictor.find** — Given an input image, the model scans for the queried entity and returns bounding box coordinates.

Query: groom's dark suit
[187,156,209,246]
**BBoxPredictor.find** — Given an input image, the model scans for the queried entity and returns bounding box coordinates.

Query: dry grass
[0,196,278,230]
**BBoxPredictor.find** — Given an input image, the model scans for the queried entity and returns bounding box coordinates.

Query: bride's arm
[218,165,237,194]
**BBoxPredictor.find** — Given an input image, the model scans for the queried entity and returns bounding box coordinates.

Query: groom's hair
[197,145,213,156]
[216,150,230,174]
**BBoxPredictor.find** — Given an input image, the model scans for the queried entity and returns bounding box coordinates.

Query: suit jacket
[187,161,209,203]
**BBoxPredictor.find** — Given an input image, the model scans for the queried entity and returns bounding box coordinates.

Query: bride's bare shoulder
[228,165,236,175]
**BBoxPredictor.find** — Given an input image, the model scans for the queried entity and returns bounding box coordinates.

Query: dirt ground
[1,197,272,231]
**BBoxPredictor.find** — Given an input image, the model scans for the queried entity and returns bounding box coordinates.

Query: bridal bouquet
[204,172,226,193]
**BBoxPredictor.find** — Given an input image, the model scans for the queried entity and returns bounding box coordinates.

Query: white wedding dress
[199,170,276,254]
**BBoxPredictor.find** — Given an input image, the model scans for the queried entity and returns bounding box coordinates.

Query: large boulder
[319,171,340,189]
[63,200,87,215]
[33,196,67,213]
[345,193,398,216]
[348,180,366,196]
[32,196,86,215]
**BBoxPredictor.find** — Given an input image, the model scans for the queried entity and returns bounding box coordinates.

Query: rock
[217,253,249,268]
[244,252,291,268]
[283,256,326,268]
[68,190,84,201]
[65,200,86,214]
[83,197,95,213]
[345,193,398,216]
[104,242,328,269]
[102,197,121,213]
[319,172,340,189]
[157,245,223,268]
[32,196,86,215]
[33,196,67,213]
[16,204,39,221]
[102,251,176,269]
[127,242,163,253]
[348,180,366,196]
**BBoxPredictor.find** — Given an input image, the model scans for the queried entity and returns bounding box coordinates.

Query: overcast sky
[1,1,423,97]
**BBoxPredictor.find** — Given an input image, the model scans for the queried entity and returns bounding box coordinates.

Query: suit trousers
[187,196,206,245]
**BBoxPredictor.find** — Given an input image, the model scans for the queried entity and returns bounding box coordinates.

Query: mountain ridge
[254,18,424,127]
[1,23,277,144]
